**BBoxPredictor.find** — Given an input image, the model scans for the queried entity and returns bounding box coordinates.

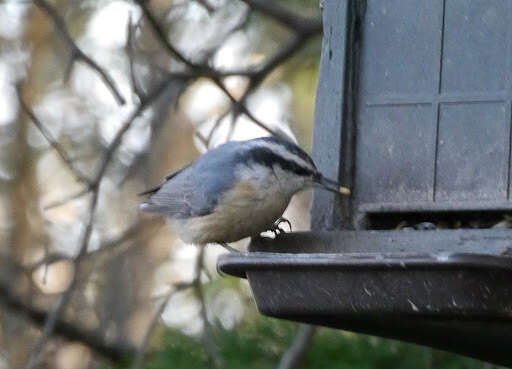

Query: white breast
[171,164,294,245]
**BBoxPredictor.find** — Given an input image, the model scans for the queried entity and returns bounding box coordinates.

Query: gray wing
[137,165,189,196]
[140,143,241,218]
[137,165,190,196]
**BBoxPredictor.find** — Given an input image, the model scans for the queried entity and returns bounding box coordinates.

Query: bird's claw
[270,217,292,235]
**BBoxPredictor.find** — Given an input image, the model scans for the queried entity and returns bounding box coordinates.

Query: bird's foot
[270,217,292,236]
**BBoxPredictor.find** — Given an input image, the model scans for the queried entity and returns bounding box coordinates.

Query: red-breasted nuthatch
[139,136,349,251]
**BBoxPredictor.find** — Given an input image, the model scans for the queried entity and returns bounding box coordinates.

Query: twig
[133,0,278,136]
[43,187,91,210]
[131,281,193,369]
[33,0,126,105]
[201,4,251,62]
[210,76,277,136]
[25,186,100,369]
[244,32,318,94]
[202,110,231,148]
[131,246,222,369]
[0,278,135,361]
[133,0,200,67]
[223,22,320,140]
[24,67,176,369]
[126,13,146,103]
[193,248,226,369]
[194,131,209,150]
[92,74,179,185]
[238,0,321,33]
[134,0,322,139]
[277,324,316,369]
[28,218,160,274]
[17,85,91,185]
[193,0,215,13]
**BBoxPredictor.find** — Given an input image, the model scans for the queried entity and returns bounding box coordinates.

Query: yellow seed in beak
[339,186,351,195]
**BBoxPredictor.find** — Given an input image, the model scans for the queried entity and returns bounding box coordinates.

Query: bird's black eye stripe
[245,147,314,177]
[258,137,316,169]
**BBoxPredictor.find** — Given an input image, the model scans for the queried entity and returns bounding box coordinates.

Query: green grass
[138,317,486,369]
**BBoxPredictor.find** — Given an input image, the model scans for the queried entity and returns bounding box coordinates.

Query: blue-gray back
[144,141,244,218]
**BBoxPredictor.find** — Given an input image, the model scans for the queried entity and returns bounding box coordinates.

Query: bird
[139,136,349,252]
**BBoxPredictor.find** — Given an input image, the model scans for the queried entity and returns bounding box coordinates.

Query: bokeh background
[0,0,501,368]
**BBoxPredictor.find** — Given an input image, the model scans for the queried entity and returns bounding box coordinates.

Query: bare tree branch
[126,13,146,103]
[131,245,226,369]
[131,281,193,369]
[133,0,279,137]
[33,0,126,105]
[27,218,162,274]
[243,31,319,95]
[212,77,278,136]
[25,185,100,369]
[193,0,215,13]
[92,74,182,184]
[133,0,322,144]
[193,247,226,369]
[133,0,200,68]
[277,324,317,369]
[201,5,251,62]
[23,68,178,369]
[17,85,92,185]
[238,0,321,33]
[0,279,136,362]
[42,187,90,210]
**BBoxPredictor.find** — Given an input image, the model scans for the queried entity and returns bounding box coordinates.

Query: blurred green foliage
[135,318,486,369]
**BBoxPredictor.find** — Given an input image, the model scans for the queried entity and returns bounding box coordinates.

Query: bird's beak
[313,173,351,196]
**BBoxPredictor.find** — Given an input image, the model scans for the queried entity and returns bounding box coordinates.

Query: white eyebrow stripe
[250,140,316,172]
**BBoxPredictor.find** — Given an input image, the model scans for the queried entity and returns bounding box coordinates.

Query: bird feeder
[218,0,512,365]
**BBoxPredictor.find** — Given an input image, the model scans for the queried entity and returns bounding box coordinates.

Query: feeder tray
[219,233,512,366]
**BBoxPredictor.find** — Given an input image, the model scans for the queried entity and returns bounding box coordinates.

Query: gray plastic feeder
[219,0,512,366]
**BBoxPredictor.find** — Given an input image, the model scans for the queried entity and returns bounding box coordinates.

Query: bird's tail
[137,185,161,196]
[139,201,170,214]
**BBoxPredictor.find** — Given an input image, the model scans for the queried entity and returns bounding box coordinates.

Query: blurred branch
[23,66,178,369]
[42,187,90,210]
[133,0,278,139]
[277,324,317,369]
[133,0,322,147]
[17,84,92,186]
[92,73,183,184]
[25,182,100,369]
[15,75,180,366]
[238,0,322,33]
[32,0,126,105]
[235,29,320,111]
[0,279,136,362]
[27,218,162,274]
[228,1,322,115]
[202,6,251,61]
[193,247,226,369]
[131,281,193,369]
[212,76,277,136]
[193,0,215,13]
[34,71,183,213]
[246,28,320,89]
[133,0,199,67]
[131,246,224,369]
[126,13,146,103]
